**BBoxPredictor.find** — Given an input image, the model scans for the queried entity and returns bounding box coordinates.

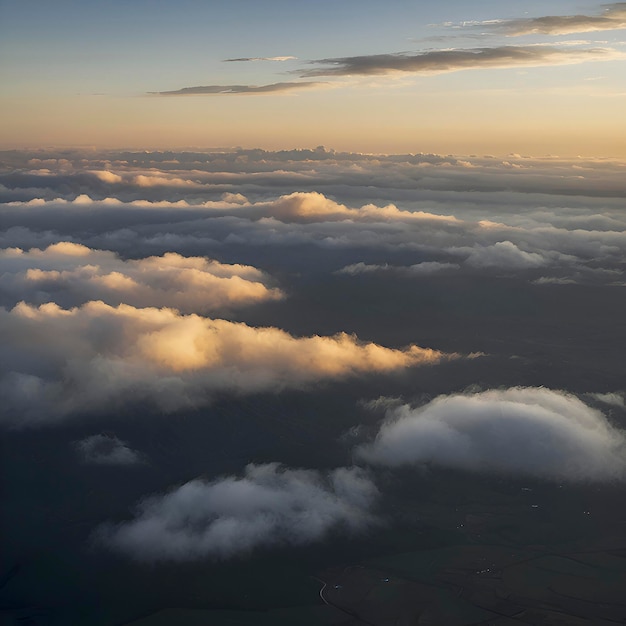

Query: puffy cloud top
[98,463,378,561]
[0,244,283,313]
[358,388,626,482]
[0,301,450,426]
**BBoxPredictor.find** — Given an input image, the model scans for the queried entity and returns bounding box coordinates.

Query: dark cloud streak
[489,3,626,36]
[150,82,321,96]
[301,45,619,77]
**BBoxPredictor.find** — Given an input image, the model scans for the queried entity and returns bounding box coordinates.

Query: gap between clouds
[97,387,626,561]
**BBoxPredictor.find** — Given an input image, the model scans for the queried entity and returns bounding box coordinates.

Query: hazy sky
[1,0,626,155]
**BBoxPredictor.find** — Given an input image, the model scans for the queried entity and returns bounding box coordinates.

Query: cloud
[336,261,460,276]
[74,433,143,466]
[97,463,378,561]
[0,244,283,313]
[223,56,297,62]
[357,388,626,482]
[2,151,625,287]
[150,82,321,96]
[89,170,123,184]
[253,191,459,224]
[488,3,626,36]
[0,301,450,426]
[458,241,547,269]
[590,391,626,408]
[302,45,621,77]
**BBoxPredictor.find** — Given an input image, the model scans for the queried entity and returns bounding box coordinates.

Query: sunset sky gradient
[1,0,625,155]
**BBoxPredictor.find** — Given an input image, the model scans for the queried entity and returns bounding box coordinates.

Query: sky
[1,0,626,155]
[2,3,626,624]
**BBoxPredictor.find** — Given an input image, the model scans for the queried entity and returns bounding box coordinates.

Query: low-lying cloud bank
[0,301,450,427]
[97,463,378,561]
[0,243,283,312]
[357,388,626,482]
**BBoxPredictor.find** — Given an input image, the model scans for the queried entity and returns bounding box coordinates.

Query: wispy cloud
[301,45,622,77]
[150,81,321,96]
[75,433,144,466]
[484,3,626,37]
[223,56,297,62]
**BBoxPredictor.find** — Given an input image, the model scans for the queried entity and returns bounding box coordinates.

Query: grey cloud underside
[488,3,626,36]
[151,82,320,95]
[75,433,144,466]
[301,45,617,77]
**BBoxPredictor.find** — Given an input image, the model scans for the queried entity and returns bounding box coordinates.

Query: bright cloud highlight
[0,244,283,313]
[0,301,450,426]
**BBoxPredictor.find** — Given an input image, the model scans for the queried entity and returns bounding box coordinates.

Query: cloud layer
[2,151,625,289]
[358,388,626,481]
[98,463,378,561]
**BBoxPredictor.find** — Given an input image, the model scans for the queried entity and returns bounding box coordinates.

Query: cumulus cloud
[74,433,144,466]
[150,82,321,96]
[302,45,621,77]
[488,3,626,36]
[336,261,460,276]
[97,463,378,561]
[0,243,283,313]
[357,388,626,481]
[89,170,123,184]
[458,241,547,269]
[0,301,450,426]
[253,191,459,225]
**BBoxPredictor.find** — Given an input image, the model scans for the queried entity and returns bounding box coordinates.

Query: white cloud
[459,241,547,269]
[0,301,451,426]
[357,388,626,481]
[97,463,378,561]
[0,244,283,313]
